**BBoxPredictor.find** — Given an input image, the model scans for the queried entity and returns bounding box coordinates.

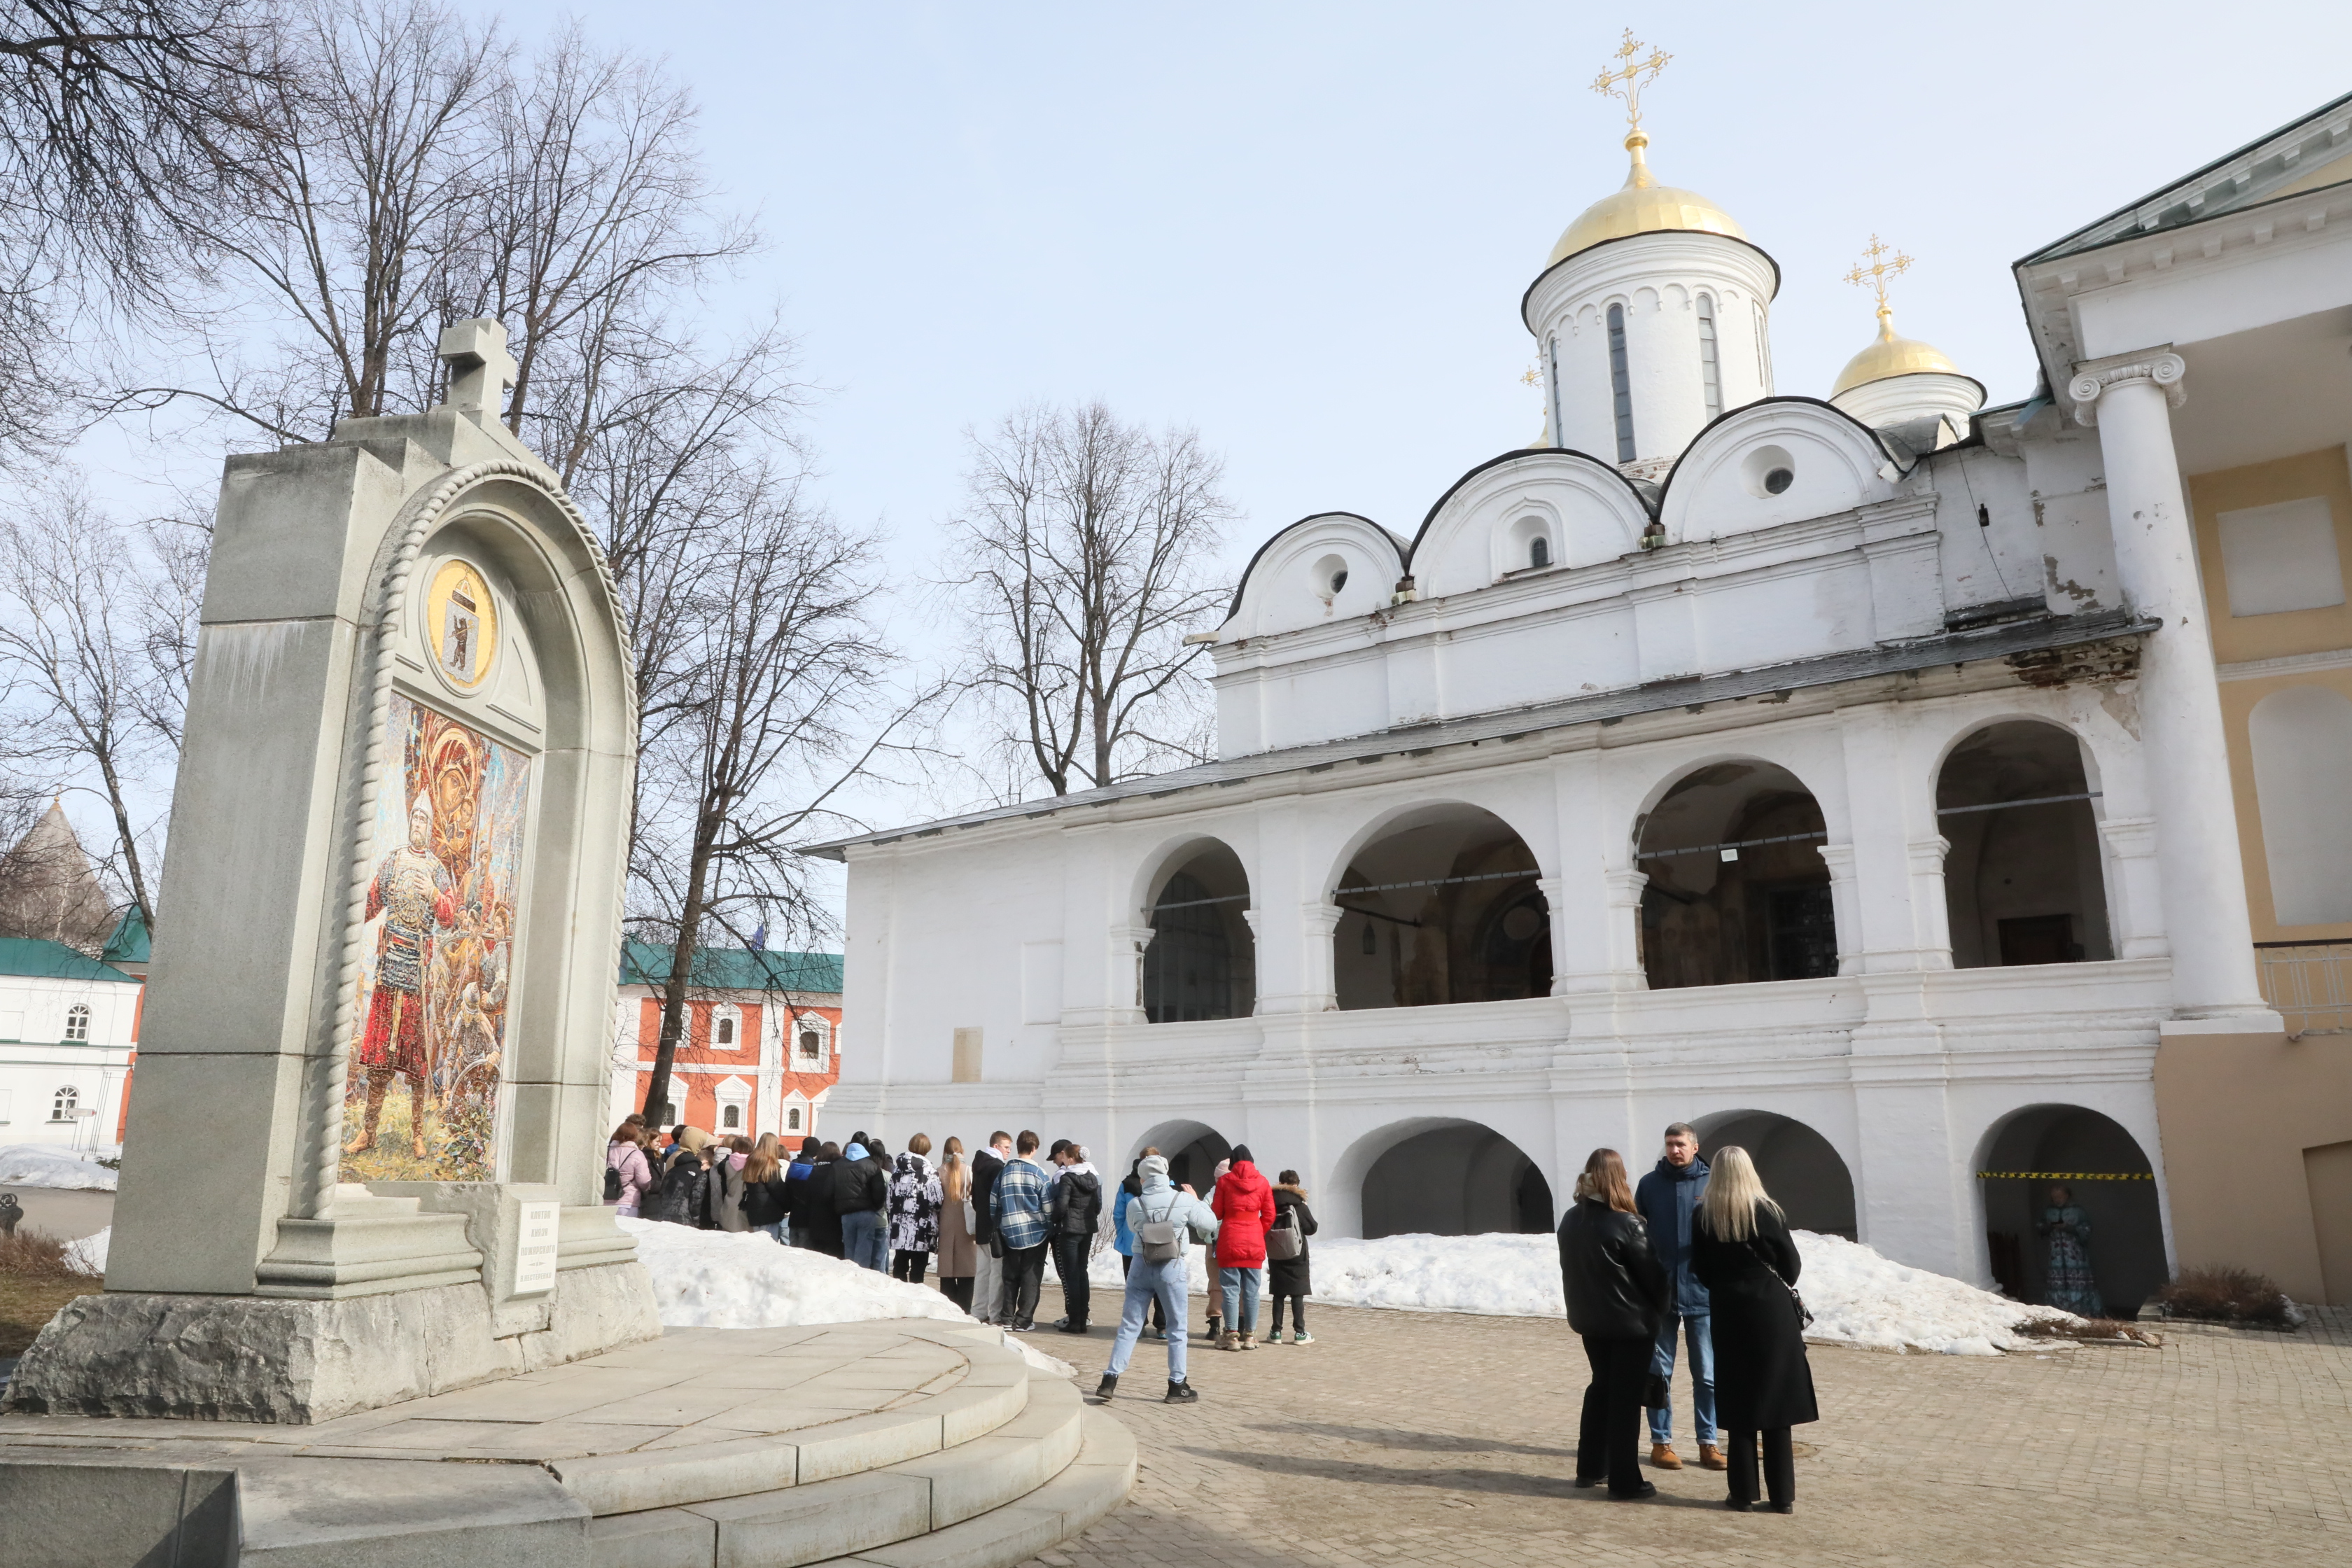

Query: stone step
[813,1407,1137,1568]
[586,1371,1088,1567]
[551,1334,1034,1517]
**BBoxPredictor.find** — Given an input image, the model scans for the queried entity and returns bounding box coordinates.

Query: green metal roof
[104,908,149,965]
[617,939,843,996]
[0,937,141,983]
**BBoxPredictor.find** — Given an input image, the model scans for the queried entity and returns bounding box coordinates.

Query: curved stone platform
[0,1319,1133,1567]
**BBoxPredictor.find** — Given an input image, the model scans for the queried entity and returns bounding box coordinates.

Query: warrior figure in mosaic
[350,793,457,1158]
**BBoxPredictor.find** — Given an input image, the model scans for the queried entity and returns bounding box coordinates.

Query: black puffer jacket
[1558,1198,1668,1340]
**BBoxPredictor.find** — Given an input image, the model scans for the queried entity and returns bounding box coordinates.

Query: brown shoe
[1699,1444,1728,1471]
[1650,1443,1683,1470]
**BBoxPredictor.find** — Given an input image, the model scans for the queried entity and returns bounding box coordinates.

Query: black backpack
[603,1163,624,1201]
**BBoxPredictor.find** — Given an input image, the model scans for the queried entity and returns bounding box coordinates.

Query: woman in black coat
[1268,1172,1319,1343]
[1689,1144,1819,1514]
[1558,1147,1669,1500]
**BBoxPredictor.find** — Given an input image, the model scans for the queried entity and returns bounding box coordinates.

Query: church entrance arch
[1693,1110,1856,1238]
[1340,1118,1555,1239]
[1143,841,1254,1022]
[1938,721,2114,967]
[1127,1118,1233,1198]
[1331,804,1549,1009]
[1637,762,1838,988]
[1976,1105,2163,1315]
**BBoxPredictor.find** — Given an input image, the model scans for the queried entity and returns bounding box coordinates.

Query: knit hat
[844,1142,868,1161]
[676,1126,712,1154]
[1139,1154,1170,1186]
[1230,1144,1252,1165]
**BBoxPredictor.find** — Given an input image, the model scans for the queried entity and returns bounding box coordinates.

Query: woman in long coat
[1689,1145,1819,1514]
[1268,1172,1319,1343]
[888,1135,944,1282]
[935,1147,978,1311]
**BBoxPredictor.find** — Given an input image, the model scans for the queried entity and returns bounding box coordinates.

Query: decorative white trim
[2215,645,2352,682]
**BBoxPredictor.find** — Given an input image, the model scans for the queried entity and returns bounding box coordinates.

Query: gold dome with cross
[1830,234,1962,396]
[1546,31,1746,267]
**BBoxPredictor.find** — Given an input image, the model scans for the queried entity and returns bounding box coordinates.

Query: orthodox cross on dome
[437,318,517,417]
[1590,29,1670,135]
[1844,234,1915,319]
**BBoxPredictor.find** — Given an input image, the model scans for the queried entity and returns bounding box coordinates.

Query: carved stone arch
[1656,397,1905,546]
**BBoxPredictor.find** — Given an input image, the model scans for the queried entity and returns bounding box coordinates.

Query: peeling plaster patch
[2045,556,2100,606]
[2007,637,2141,690]
[2097,681,2142,741]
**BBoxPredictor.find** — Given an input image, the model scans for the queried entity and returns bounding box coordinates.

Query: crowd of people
[605,1117,1319,1404]
[1558,1123,1819,1513]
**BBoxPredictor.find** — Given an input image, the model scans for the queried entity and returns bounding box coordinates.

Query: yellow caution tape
[1974,1171,2152,1180]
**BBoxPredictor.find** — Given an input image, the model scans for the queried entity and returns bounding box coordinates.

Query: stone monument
[4,320,659,1422]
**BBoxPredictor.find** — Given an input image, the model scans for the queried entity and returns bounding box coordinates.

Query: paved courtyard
[1021,1296,2351,1567]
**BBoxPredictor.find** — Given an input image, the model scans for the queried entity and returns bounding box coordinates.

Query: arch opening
[1359,1119,1554,1239]
[1637,762,1836,989]
[1126,1119,1234,1198]
[1693,1110,1856,1239]
[1977,1105,2164,1315]
[1144,841,1254,1022]
[1332,804,1548,1009]
[1938,721,2114,966]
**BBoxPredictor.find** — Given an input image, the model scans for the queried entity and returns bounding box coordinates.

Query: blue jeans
[1106,1256,1189,1383]
[842,1210,888,1272]
[1219,1265,1261,1334]
[1648,1309,1717,1446]
[758,1221,788,1244]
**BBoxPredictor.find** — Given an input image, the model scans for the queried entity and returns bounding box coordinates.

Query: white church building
[811,85,2352,1311]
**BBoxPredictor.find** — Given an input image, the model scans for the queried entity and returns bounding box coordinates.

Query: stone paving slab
[1014,1298,2352,1567]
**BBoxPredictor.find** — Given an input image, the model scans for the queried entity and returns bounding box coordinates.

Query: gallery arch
[1348,1118,1555,1239]
[1977,1105,2164,1315]
[1331,804,1550,1009]
[1693,1110,1856,1238]
[1637,762,1837,989]
[1142,841,1254,1023]
[1937,720,2114,966]
[1127,1118,1233,1197]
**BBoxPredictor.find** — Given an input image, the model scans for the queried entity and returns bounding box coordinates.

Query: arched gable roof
[1655,396,1910,547]
[1404,447,1655,599]
[1223,512,1408,638]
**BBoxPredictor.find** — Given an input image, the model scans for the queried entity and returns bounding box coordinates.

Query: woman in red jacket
[1211,1145,1277,1350]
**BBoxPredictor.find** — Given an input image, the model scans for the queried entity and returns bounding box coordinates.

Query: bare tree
[0,1,272,458]
[0,478,180,932]
[628,471,913,1126]
[944,400,1233,797]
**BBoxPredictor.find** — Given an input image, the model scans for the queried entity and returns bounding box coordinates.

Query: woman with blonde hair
[1690,1145,1818,1514]
[743,1133,791,1242]
[1558,1147,1667,1500]
[936,1144,978,1311]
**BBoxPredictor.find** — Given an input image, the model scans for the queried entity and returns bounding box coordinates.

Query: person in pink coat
[1210,1146,1277,1350]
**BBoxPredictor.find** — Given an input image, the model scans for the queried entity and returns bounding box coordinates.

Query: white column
[1816,844,1863,976]
[2071,353,2267,1017]
[1547,752,1644,995]
[1905,836,1954,969]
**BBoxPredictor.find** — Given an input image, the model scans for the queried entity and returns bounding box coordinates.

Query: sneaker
[1011,1319,1035,1332]
[1093,1374,1118,1401]
[1292,1331,1315,1345]
[1649,1443,1683,1471]
[1164,1379,1199,1404]
[1239,1332,1256,1350]
[1217,1331,1240,1352]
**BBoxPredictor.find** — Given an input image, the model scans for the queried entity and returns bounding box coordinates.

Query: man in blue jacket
[1634,1122,1723,1472]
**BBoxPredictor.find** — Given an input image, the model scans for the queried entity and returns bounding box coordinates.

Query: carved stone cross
[438,318,517,418]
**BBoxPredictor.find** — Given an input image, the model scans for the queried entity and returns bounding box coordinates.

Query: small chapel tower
[1827,236,1985,447]
[1524,33,1779,478]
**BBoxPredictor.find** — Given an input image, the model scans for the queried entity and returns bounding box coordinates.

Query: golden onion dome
[1547,131,1746,267]
[1830,306,1961,397]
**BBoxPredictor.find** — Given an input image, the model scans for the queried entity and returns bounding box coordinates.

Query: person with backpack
[605,1119,654,1217]
[1112,1149,1168,1339]
[1094,1153,1217,1405]
[802,1142,846,1256]
[1048,1142,1103,1334]
[1210,1145,1276,1350]
[642,1126,714,1226]
[1266,1170,1319,1344]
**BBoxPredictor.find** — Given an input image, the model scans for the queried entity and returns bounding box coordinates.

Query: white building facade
[813,92,2352,1310]
[0,943,141,1152]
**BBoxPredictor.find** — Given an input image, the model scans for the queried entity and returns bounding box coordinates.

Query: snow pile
[1065,1228,2072,1356]
[620,1219,1074,1375]
[0,1144,118,1191]
[64,1226,109,1275]
[1793,1230,2079,1355]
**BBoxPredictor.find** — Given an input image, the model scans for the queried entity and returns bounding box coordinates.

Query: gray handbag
[1136,1194,1183,1262]
[1264,1204,1303,1261]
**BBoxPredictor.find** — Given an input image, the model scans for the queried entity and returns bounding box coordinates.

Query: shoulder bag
[1265,1203,1303,1261]
[1747,1237,1814,1329]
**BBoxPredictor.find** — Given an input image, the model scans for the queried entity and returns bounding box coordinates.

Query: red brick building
[610,941,842,1142]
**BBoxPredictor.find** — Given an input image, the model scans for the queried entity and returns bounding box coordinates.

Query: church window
[1529,536,1550,569]
[64,1004,89,1041]
[1697,294,1723,419]
[721,1103,740,1130]
[1331,567,1348,594]
[1764,467,1793,495]
[50,1084,77,1121]
[1605,303,1637,463]
[788,1106,802,1131]
[714,1014,734,1046]
[798,1028,820,1057]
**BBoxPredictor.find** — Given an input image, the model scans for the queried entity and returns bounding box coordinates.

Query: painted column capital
[1905,834,1952,872]
[2068,349,2185,426]
[1301,900,1345,935]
